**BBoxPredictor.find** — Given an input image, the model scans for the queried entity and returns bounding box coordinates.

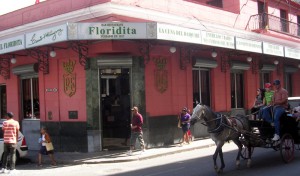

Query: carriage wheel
[241,145,254,159]
[280,133,295,163]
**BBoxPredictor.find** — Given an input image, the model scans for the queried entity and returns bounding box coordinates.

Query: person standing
[127,106,145,155]
[261,80,288,141]
[1,112,20,174]
[38,126,57,166]
[180,107,191,144]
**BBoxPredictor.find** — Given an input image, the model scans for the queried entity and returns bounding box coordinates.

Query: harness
[196,107,240,134]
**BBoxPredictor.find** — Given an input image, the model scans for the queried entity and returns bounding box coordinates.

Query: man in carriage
[261,79,288,141]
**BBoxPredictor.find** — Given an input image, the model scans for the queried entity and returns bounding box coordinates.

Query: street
[15,142,300,176]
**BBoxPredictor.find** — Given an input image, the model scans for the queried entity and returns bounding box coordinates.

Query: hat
[182,107,188,112]
[7,112,14,118]
[264,83,271,89]
[131,106,138,111]
[273,79,281,85]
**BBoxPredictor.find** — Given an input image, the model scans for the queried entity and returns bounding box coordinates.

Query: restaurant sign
[235,37,262,53]
[284,47,300,60]
[68,22,156,40]
[156,23,201,44]
[26,24,68,48]
[201,31,235,49]
[0,35,25,54]
[262,42,284,57]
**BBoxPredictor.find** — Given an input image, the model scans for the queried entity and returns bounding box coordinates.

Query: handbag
[45,142,54,151]
[177,119,182,128]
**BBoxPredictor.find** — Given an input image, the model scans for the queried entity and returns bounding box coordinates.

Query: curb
[82,142,215,164]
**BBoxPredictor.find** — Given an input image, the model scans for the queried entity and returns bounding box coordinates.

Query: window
[0,85,7,119]
[22,78,39,119]
[192,69,211,107]
[188,0,223,8]
[231,72,244,108]
[260,72,271,88]
[280,9,288,32]
[258,1,268,29]
[285,73,293,96]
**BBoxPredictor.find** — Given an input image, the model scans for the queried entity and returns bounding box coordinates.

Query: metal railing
[246,13,300,37]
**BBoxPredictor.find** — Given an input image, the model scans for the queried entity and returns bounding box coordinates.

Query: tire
[280,133,295,163]
[241,145,254,159]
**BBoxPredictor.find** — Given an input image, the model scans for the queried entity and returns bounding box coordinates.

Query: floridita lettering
[0,40,23,50]
[89,26,137,36]
[28,29,63,46]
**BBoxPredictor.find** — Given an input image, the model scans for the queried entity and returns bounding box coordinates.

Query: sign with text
[284,47,300,60]
[201,31,234,49]
[69,22,156,40]
[156,23,201,44]
[262,42,284,57]
[26,24,68,48]
[0,35,25,54]
[235,37,262,53]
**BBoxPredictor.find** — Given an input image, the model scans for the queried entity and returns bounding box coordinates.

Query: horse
[191,104,251,173]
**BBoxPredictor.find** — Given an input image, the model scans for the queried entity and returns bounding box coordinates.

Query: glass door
[100,68,131,150]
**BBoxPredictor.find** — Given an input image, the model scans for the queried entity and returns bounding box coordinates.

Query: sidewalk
[27,138,215,165]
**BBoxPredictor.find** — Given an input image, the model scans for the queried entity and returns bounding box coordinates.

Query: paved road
[15,142,300,176]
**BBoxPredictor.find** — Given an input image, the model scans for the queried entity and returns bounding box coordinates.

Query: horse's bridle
[195,106,223,133]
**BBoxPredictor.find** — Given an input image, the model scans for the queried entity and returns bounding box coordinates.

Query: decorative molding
[27,49,49,74]
[70,41,89,70]
[0,55,10,79]
[63,59,76,97]
[153,56,168,93]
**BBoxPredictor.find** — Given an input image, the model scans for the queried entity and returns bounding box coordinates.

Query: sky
[0,0,46,15]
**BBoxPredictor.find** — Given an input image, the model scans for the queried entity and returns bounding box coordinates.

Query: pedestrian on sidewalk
[37,126,57,166]
[127,106,145,155]
[180,107,191,145]
[1,112,19,174]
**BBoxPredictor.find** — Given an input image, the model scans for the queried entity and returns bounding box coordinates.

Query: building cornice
[0,2,299,49]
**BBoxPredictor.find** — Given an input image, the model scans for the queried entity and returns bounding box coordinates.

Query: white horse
[191,104,252,173]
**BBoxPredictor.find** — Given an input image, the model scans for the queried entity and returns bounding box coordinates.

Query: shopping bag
[45,142,54,151]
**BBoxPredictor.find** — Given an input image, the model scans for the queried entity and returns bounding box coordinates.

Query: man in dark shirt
[127,106,145,155]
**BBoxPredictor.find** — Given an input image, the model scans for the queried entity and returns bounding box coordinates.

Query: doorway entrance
[100,68,131,150]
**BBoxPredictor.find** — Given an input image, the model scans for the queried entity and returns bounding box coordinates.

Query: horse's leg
[233,139,243,169]
[246,144,252,168]
[213,146,219,172]
[213,141,225,173]
[218,147,225,173]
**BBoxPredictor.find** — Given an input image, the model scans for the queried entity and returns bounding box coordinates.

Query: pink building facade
[0,0,299,152]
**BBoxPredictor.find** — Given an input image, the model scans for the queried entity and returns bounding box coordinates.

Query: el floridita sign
[0,22,300,60]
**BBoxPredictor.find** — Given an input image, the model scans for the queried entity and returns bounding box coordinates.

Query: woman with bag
[38,127,57,166]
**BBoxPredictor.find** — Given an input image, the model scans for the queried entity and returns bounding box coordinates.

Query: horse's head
[190,104,209,125]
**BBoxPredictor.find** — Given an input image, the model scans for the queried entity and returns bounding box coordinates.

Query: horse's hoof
[217,169,223,174]
[236,160,240,169]
[247,159,252,168]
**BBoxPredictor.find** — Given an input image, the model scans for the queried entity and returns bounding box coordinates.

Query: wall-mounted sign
[263,42,284,57]
[284,47,300,60]
[68,22,156,40]
[0,35,25,54]
[45,88,58,92]
[201,31,235,49]
[235,37,262,53]
[26,24,68,48]
[157,23,201,44]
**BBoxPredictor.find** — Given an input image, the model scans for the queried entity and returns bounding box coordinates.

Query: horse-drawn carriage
[240,110,300,163]
[191,100,300,173]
